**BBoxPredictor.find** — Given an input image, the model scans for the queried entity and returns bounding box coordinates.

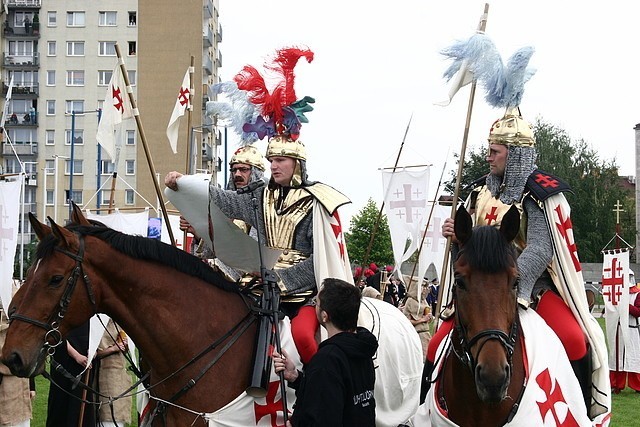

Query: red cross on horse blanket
[413,308,603,426]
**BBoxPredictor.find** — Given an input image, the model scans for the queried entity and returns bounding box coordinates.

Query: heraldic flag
[96,65,133,161]
[166,68,191,154]
[0,176,22,313]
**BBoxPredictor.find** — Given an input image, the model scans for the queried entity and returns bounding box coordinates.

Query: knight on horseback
[423,107,611,423]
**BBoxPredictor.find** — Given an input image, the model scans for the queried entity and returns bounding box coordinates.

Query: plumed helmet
[230,145,265,171]
[488,107,535,147]
[265,135,307,161]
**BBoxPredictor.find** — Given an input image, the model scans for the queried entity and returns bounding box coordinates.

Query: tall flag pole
[182,57,195,250]
[113,43,176,246]
[435,4,489,321]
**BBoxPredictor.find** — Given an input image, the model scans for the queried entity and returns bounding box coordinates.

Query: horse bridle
[450,279,520,374]
[9,233,97,356]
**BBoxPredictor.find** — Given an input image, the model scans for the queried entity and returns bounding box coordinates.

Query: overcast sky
[217,0,640,225]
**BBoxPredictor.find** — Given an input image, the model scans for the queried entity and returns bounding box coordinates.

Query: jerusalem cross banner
[0,176,22,313]
[602,249,631,356]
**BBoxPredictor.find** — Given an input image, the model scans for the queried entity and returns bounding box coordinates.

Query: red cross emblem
[554,205,581,272]
[112,84,124,113]
[330,211,345,258]
[178,87,190,106]
[536,368,579,426]
[602,256,624,305]
[254,380,288,427]
[535,173,559,188]
[484,206,498,225]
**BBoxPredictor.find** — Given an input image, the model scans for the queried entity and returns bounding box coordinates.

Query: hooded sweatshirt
[290,327,378,427]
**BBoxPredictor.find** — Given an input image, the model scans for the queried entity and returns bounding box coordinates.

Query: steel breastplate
[263,187,314,250]
[473,186,527,250]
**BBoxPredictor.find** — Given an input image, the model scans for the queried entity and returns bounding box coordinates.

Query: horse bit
[9,233,96,356]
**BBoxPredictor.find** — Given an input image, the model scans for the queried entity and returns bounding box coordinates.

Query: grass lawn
[27,316,635,426]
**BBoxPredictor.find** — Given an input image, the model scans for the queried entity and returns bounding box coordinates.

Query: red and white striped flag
[166,68,191,154]
[96,66,133,161]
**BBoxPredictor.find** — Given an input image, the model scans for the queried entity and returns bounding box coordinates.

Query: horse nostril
[3,351,24,373]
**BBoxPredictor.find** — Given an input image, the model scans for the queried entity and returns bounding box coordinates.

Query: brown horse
[1,210,259,426]
[435,205,525,426]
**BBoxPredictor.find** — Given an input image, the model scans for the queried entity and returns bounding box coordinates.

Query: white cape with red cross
[413,308,606,426]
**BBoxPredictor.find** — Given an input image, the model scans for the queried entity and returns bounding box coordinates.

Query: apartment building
[1,0,221,246]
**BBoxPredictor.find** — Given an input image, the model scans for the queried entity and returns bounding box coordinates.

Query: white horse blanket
[199,297,423,426]
[411,308,611,427]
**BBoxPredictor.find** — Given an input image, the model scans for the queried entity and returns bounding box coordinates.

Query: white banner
[0,176,22,313]
[417,203,450,281]
[381,168,431,271]
[85,208,149,236]
[603,250,631,347]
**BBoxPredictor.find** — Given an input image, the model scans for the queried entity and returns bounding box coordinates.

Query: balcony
[2,82,39,96]
[203,0,213,19]
[8,0,42,8]
[2,143,38,156]
[217,25,223,43]
[203,55,213,74]
[203,25,213,48]
[215,51,222,67]
[3,52,40,68]
[5,111,38,127]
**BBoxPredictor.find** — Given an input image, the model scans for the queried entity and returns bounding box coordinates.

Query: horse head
[452,204,520,404]
[1,213,96,377]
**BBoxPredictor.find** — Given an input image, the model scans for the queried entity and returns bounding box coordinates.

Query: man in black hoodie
[273,278,378,426]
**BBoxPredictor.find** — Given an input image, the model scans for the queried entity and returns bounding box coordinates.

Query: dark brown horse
[1,209,258,426]
[437,205,525,426]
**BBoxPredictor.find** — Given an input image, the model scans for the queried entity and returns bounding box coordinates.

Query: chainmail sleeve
[517,197,553,301]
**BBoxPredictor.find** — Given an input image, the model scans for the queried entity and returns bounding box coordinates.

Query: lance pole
[359,113,413,278]
[435,3,489,321]
[114,43,176,246]
[182,56,195,250]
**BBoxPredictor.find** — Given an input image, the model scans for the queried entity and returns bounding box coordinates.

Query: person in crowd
[608,270,640,394]
[46,321,95,427]
[93,320,132,427]
[272,278,377,426]
[426,278,439,315]
[165,47,352,365]
[1,296,33,427]
[403,281,433,362]
[425,107,608,416]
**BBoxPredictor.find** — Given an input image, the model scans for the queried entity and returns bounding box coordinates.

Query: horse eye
[49,275,65,287]
[454,276,466,290]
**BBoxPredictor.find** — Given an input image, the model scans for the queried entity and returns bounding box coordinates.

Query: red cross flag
[166,68,191,154]
[96,65,133,161]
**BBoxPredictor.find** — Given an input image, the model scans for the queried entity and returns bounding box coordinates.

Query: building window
[8,99,29,115]
[125,189,134,205]
[46,100,55,115]
[46,71,55,86]
[98,11,117,26]
[65,129,84,145]
[100,161,115,175]
[125,160,135,175]
[128,12,137,26]
[128,41,136,56]
[47,41,56,56]
[7,128,35,144]
[126,130,136,145]
[98,70,113,86]
[67,12,85,27]
[45,130,55,145]
[8,40,34,56]
[66,70,85,86]
[97,100,104,111]
[100,190,113,206]
[47,11,57,27]
[127,70,136,86]
[65,190,83,206]
[14,12,34,28]
[65,100,85,114]
[64,160,83,175]
[46,190,54,206]
[66,41,85,56]
[98,41,116,56]
[8,70,36,87]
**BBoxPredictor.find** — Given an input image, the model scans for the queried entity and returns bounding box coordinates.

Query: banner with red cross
[602,249,631,359]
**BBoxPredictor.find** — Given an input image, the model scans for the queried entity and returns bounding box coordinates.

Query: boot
[570,347,592,414]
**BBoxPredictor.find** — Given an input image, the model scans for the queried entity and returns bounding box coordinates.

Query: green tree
[443,118,635,262]
[346,198,394,268]
[444,145,488,203]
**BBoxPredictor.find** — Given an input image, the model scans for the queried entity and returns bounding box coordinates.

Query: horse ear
[500,205,521,243]
[70,201,91,226]
[49,217,75,248]
[454,205,473,245]
[29,213,51,240]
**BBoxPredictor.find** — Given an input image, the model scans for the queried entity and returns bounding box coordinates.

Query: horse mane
[36,224,241,294]
[460,226,517,273]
